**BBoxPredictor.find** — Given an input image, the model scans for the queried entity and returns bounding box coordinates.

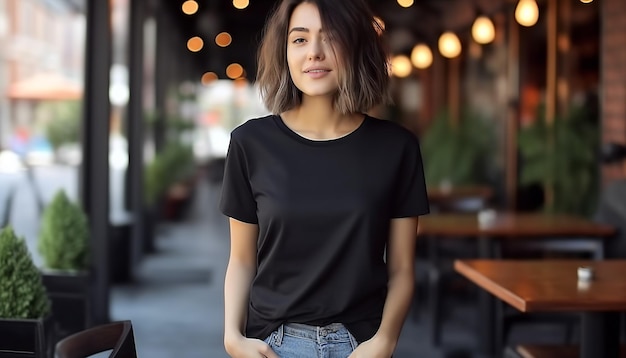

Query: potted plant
[37,189,91,338]
[160,142,196,221]
[420,108,496,188]
[140,140,196,256]
[0,226,53,357]
[518,104,599,216]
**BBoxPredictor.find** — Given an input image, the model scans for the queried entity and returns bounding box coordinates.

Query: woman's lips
[304,69,331,79]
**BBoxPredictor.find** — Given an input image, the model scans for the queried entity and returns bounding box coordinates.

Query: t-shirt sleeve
[219,133,258,224]
[391,134,430,218]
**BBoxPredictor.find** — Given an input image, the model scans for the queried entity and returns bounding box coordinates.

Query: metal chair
[55,320,137,358]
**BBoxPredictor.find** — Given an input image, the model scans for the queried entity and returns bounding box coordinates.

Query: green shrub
[144,154,166,206]
[0,226,50,319]
[43,100,81,149]
[38,190,90,271]
[518,104,599,215]
[144,142,195,206]
[421,108,496,187]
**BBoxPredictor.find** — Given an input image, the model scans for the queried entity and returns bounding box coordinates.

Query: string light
[515,0,539,27]
[438,32,462,59]
[391,55,412,78]
[201,72,218,85]
[410,44,433,69]
[397,0,414,8]
[215,32,232,47]
[226,63,244,79]
[187,37,204,52]
[471,16,495,44]
[233,0,249,10]
[182,0,198,15]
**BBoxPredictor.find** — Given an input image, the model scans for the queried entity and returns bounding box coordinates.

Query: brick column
[601,0,626,183]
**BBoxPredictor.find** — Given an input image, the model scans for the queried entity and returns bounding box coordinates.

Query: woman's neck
[280,96,363,140]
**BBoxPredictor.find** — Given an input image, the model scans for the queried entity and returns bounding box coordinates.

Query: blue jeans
[263,323,359,358]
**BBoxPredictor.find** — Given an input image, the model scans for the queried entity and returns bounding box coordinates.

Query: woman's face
[286,2,340,98]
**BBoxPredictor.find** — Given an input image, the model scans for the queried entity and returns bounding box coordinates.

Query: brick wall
[602,0,626,183]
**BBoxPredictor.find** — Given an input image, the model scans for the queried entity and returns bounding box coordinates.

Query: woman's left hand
[347,334,394,358]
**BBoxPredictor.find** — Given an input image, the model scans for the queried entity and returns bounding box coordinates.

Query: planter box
[143,205,157,253]
[162,180,195,221]
[110,213,134,284]
[0,314,54,358]
[41,271,90,340]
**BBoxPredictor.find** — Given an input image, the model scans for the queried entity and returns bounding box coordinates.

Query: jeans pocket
[263,332,275,347]
[347,330,359,351]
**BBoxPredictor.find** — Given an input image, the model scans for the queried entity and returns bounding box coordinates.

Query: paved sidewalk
[110,180,230,358]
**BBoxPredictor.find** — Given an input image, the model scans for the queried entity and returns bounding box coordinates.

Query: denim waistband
[282,323,349,341]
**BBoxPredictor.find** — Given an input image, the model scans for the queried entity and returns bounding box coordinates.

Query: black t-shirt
[219,114,429,343]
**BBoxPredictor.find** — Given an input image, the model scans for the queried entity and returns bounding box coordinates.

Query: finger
[259,344,279,358]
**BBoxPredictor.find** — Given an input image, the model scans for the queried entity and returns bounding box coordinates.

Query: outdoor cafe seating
[417,177,626,358]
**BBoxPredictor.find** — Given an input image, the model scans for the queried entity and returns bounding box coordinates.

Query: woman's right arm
[223,218,278,358]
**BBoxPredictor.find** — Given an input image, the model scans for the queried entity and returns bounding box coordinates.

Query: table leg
[477,237,498,357]
[477,290,496,356]
[581,312,620,358]
[427,235,442,346]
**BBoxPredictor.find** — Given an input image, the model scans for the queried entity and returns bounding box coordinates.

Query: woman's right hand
[225,335,279,358]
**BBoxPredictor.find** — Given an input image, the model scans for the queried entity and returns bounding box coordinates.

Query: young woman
[220,0,429,357]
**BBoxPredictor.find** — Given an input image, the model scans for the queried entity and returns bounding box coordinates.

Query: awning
[5,72,83,101]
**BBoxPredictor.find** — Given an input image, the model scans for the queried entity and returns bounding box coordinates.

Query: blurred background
[0,0,625,357]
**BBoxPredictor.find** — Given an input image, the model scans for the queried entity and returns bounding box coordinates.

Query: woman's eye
[292,38,305,44]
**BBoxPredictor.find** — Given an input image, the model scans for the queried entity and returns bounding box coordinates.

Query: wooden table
[417,212,616,355]
[418,212,616,258]
[418,212,616,239]
[427,186,493,208]
[455,260,626,358]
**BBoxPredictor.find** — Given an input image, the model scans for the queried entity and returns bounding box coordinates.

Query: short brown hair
[256,0,390,114]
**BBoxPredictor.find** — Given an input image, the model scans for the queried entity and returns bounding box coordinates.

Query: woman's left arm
[349,216,418,358]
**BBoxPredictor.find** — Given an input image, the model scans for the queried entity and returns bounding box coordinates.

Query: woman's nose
[308,39,325,60]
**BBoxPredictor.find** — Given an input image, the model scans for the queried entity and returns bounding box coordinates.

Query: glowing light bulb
[187,36,204,52]
[410,44,433,69]
[215,32,232,47]
[226,63,244,79]
[233,0,249,10]
[471,16,495,44]
[391,55,412,78]
[438,32,462,59]
[515,0,539,27]
[182,0,198,15]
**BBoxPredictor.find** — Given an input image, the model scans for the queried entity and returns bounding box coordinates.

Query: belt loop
[275,324,284,346]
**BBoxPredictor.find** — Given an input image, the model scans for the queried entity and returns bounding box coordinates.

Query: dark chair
[55,321,137,358]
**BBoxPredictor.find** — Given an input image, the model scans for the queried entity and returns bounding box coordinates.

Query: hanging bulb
[410,44,433,69]
[391,55,412,78]
[438,32,462,59]
[515,0,539,27]
[471,16,495,44]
